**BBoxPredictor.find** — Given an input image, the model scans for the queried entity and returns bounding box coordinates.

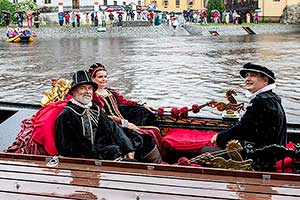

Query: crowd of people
[0,11,40,28]
[4,61,288,169]
[0,7,260,30]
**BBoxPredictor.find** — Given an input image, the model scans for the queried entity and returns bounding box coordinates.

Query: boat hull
[0,152,300,199]
[6,35,34,43]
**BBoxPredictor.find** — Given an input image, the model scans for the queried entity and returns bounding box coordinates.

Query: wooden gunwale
[1,153,300,200]
[3,152,300,182]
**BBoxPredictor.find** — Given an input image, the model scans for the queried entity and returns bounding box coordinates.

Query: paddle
[32,33,38,38]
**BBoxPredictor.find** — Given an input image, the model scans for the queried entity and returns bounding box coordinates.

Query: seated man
[209,63,287,152]
[55,70,162,163]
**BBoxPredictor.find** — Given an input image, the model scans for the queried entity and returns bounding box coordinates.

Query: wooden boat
[6,34,34,43]
[1,101,300,199]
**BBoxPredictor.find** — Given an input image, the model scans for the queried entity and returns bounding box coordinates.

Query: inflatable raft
[6,34,34,43]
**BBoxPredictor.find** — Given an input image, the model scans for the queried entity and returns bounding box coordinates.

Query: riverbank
[0,23,299,39]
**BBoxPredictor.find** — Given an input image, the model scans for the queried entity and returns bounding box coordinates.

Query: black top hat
[240,62,276,84]
[69,70,98,93]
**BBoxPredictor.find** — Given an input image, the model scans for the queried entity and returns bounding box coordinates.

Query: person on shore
[70,11,75,27]
[85,13,90,25]
[16,13,23,27]
[117,13,123,27]
[88,63,162,150]
[58,12,64,26]
[55,70,162,163]
[27,12,33,27]
[254,12,259,24]
[34,14,40,28]
[64,12,70,26]
[108,13,114,28]
[76,12,81,27]
[208,63,287,153]
[94,12,99,26]
[4,13,10,26]
[100,11,106,27]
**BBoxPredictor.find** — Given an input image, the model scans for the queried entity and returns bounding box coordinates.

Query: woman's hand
[210,134,218,144]
[143,103,154,111]
[128,122,139,130]
[124,152,135,159]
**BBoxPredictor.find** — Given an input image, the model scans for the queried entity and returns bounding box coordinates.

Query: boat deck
[0,153,300,200]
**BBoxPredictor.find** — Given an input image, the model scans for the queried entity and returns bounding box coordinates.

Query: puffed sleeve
[109,88,139,106]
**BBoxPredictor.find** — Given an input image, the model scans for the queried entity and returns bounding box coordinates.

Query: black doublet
[216,90,287,149]
[55,101,144,160]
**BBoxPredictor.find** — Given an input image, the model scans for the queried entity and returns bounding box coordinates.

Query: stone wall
[1,23,299,40]
[281,3,300,24]
[0,24,174,39]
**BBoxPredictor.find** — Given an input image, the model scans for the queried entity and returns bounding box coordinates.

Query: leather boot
[143,145,162,164]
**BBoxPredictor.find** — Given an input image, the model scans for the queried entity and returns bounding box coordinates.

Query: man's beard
[76,94,92,105]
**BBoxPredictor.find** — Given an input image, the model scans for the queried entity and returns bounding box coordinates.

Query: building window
[45,0,51,4]
[13,0,18,3]
[72,0,79,9]
[163,0,168,7]
[273,0,280,1]
[176,0,180,6]
[123,2,126,5]
[114,1,117,5]
[138,1,141,5]
[33,0,36,2]
[104,0,107,6]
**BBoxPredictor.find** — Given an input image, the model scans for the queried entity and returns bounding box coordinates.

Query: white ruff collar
[245,83,276,101]
[70,98,92,108]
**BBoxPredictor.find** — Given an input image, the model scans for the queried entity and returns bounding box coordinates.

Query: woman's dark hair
[88,63,106,78]
[89,63,106,78]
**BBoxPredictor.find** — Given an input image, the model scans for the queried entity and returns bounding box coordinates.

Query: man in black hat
[210,63,287,150]
[55,70,162,163]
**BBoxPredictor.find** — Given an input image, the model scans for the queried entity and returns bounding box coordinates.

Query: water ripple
[0,33,299,123]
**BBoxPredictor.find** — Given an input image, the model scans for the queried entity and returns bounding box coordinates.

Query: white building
[10,0,144,9]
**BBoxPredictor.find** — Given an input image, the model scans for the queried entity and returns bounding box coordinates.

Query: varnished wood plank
[1,157,300,192]
[1,154,298,199]
[0,159,296,191]
[2,152,300,183]
[0,191,77,200]
[1,176,299,200]
[0,178,224,200]
[1,156,300,196]
[1,164,300,199]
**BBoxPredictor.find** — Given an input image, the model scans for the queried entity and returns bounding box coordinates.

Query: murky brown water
[0,33,299,123]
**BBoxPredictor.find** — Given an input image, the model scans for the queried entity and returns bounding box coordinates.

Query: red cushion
[161,128,217,151]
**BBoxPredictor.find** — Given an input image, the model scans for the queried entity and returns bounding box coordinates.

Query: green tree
[15,0,38,12]
[0,0,38,26]
[0,0,15,13]
[206,0,225,22]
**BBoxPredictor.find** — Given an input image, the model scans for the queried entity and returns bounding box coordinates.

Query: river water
[0,33,299,123]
